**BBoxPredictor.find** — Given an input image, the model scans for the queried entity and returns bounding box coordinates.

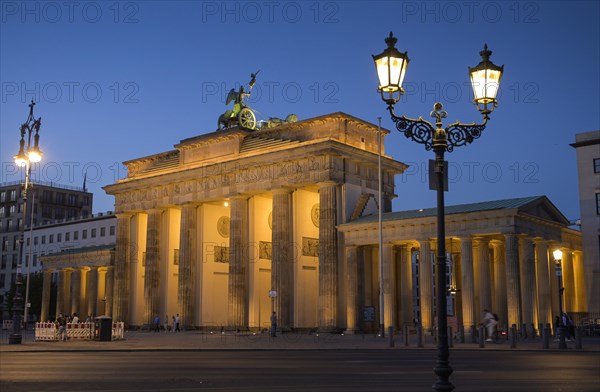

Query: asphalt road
[1,349,599,392]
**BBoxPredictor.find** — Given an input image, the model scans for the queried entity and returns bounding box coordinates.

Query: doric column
[345,245,359,333]
[144,209,162,325]
[318,181,338,330]
[572,251,586,312]
[71,268,81,315]
[271,189,293,329]
[105,266,114,317]
[504,234,522,328]
[491,241,507,329]
[382,243,395,330]
[534,239,552,325]
[87,267,99,318]
[228,196,249,329]
[113,213,132,323]
[561,249,575,312]
[399,245,414,328]
[418,240,433,332]
[40,270,52,321]
[460,238,476,330]
[520,236,537,333]
[475,238,492,315]
[56,269,65,317]
[178,203,198,328]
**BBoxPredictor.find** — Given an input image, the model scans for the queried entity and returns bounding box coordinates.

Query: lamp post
[553,249,567,349]
[372,32,503,392]
[9,100,43,344]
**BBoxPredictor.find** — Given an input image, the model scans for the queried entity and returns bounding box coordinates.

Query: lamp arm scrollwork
[387,105,436,150]
[444,118,488,152]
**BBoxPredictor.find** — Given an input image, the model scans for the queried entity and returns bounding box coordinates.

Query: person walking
[56,313,67,341]
[154,315,161,332]
[174,314,181,332]
[270,311,277,337]
[481,309,497,342]
[164,315,169,332]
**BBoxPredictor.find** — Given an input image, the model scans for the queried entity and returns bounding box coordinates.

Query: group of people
[54,312,83,341]
[555,312,576,341]
[154,314,181,332]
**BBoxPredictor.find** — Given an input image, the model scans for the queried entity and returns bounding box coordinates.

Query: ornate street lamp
[9,100,43,345]
[553,249,567,349]
[372,32,503,392]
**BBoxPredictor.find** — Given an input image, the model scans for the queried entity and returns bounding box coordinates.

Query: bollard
[458,325,465,343]
[470,325,477,344]
[510,324,517,348]
[448,326,453,348]
[388,326,394,348]
[543,326,550,349]
[575,327,582,349]
[403,325,409,347]
[479,326,485,348]
[417,325,424,348]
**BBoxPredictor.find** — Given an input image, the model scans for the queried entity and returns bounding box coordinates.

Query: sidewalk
[2,329,599,353]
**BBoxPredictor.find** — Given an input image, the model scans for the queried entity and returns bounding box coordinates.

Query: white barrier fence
[34,322,125,341]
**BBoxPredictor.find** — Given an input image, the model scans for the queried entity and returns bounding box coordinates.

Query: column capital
[271,187,294,195]
[317,181,338,189]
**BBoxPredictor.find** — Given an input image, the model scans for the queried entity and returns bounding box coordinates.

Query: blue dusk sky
[1,1,598,222]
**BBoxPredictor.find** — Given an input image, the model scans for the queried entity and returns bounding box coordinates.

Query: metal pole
[433,141,453,391]
[557,267,567,349]
[377,117,384,338]
[9,163,29,344]
[23,189,34,326]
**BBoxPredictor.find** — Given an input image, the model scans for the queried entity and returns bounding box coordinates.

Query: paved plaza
[1,328,599,352]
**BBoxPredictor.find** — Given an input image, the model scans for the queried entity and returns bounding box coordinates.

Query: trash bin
[96,316,112,341]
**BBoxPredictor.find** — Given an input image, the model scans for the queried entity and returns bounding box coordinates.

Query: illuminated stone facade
[103,113,406,330]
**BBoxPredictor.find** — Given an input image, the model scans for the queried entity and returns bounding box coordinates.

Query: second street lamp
[9,100,43,345]
[372,32,503,392]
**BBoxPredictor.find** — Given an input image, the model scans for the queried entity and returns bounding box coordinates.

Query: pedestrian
[163,314,169,332]
[562,312,574,341]
[175,314,181,332]
[172,316,176,332]
[56,313,67,341]
[270,311,277,337]
[481,309,497,342]
[72,312,80,324]
[154,315,161,332]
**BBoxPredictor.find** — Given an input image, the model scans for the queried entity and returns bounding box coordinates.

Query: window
[0,274,5,289]
[10,190,16,201]
[42,235,46,244]
[42,205,53,219]
[595,158,600,174]
[33,254,38,267]
[42,190,53,203]
[0,191,5,202]
[65,232,70,241]
[91,228,97,238]
[26,238,30,246]
[56,192,66,204]
[55,208,64,219]
[82,230,87,239]
[57,233,62,242]
[100,227,106,237]
[49,234,54,243]
[68,194,78,206]
[25,255,29,267]
[2,237,7,251]
[11,254,17,268]
[1,256,6,269]
[110,226,115,236]
[7,220,13,231]
[597,193,600,215]
[0,206,4,218]
[34,237,38,245]
[9,205,15,217]
[74,231,79,240]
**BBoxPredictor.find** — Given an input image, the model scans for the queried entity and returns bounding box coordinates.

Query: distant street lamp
[372,32,503,392]
[553,249,567,349]
[9,100,43,345]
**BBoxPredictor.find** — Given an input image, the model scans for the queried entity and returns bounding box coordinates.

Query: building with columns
[103,113,406,330]
[93,112,584,333]
[338,196,583,335]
